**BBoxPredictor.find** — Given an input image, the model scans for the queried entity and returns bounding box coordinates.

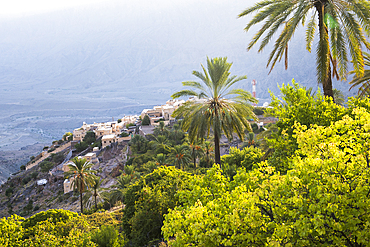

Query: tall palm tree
[349,52,370,97]
[172,57,257,164]
[83,176,104,210]
[169,145,191,170]
[65,157,96,214]
[239,0,370,99]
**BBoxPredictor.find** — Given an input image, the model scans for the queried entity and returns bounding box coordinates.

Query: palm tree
[129,134,148,154]
[172,57,257,164]
[153,121,169,137]
[169,145,191,170]
[239,0,370,99]
[110,165,139,205]
[65,157,96,214]
[83,176,104,210]
[333,89,345,106]
[203,141,214,168]
[154,153,169,166]
[349,52,370,97]
[245,132,256,147]
[169,123,185,145]
[189,142,204,168]
[149,135,171,154]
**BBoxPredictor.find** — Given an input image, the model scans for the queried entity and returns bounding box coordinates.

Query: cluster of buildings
[72,115,138,148]
[140,99,185,126]
[63,99,186,193]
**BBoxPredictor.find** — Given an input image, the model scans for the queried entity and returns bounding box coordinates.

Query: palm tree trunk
[316,0,335,100]
[193,147,196,168]
[206,151,209,168]
[214,134,221,165]
[80,190,84,214]
[94,194,97,210]
[323,65,335,101]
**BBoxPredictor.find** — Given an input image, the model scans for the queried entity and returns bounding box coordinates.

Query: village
[22,99,185,194]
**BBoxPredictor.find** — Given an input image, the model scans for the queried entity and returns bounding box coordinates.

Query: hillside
[0,140,127,218]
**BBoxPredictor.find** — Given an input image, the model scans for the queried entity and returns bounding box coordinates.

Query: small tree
[83,131,96,145]
[63,132,73,141]
[142,115,150,126]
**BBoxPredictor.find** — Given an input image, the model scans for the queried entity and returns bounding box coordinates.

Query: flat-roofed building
[84,152,99,164]
[102,134,118,148]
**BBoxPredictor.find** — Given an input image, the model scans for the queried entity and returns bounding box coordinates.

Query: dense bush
[142,115,150,125]
[51,152,65,164]
[90,225,124,247]
[163,107,370,246]
[74,141,89,152]
[119,132,129,137]
[122,166,192,246]
[83,131,96,145]
[221,146,262,171]
[5,187,14,197]
[40,161,54,172]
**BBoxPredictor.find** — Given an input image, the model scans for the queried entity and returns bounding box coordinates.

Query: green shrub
[22,176,31,185]
[75,141,89,152]
[120,132,129,137]
[47,147,56,153]
[90,225,122,247]
[126,123,135,128]
[20,165,26,171]
[63,132,73,141]
[22,209,78,229]
[30,172,38,179]
[126,157,134,166]
[40,161,54,172]
[142,115,150,125]
[20,200,34,216]
[253,106,265,115]
[83,131,97,145]
[51,152,65,164]
[5,187,14,197]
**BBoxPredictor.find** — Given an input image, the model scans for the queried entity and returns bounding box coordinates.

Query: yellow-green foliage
[163,107,370,246]
[122,166,192,246]
[83,212,120,228]
[0,209,126,246]
[221,146,262,170]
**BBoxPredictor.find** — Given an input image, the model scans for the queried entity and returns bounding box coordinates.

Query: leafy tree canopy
[163,107,370,246]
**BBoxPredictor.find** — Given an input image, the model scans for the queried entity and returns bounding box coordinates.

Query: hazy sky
[0,0,110,17]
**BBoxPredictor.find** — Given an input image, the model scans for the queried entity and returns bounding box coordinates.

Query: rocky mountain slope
[0,141,128,218]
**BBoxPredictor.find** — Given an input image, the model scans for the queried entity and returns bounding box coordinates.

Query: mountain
[0,0,358,172]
